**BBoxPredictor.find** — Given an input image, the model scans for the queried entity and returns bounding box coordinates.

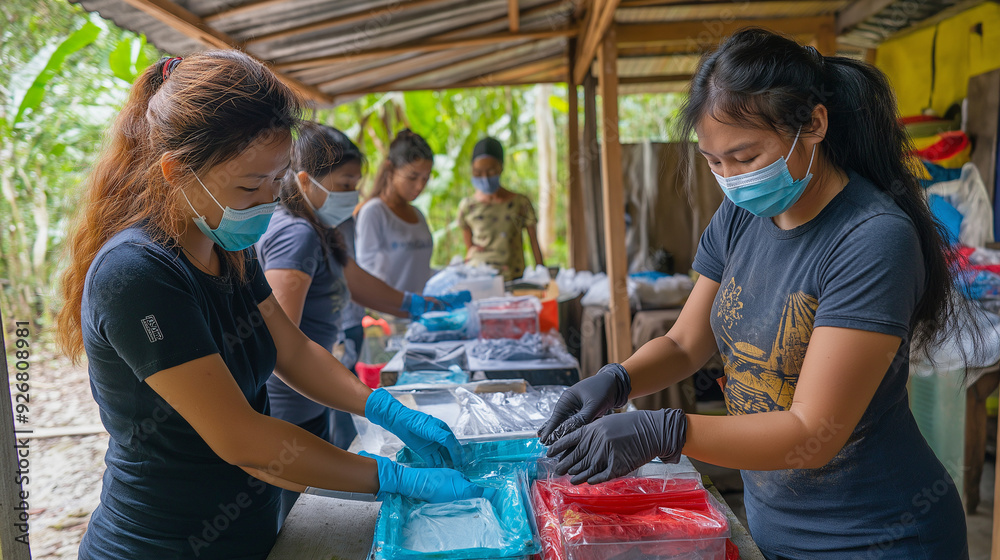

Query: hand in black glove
[537,363,631,445]
[546,408,687,485]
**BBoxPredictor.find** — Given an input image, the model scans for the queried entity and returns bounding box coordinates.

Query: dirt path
[15,345,104,559]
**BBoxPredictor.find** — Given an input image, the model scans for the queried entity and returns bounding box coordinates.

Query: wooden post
[994,419,1000,558]
[0,313,32,559]
[567,40,588,272]
[596,25,632,364]
[581,72,603,273]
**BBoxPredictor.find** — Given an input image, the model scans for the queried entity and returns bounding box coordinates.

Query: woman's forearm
[684,409,846,471]
[274,337,371,416]
[230,414,379,493]
[345,259,406,315]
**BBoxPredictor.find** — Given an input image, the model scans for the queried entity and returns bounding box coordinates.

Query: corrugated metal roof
[71,0,972,105]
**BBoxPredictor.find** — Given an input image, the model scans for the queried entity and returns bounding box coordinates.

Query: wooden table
[266,456,765,560]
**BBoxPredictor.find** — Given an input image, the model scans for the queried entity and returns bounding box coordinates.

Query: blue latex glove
[546,408,687,485]
[537,363,632,445]
[361,451,485,503]
[365,389,465,467]
[436,291,472,310]
[401,292,446,318]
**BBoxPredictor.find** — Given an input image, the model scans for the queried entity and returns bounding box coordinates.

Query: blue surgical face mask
[180,170,279,251]
[712,127,817,218]
[304,175,359,228]
[472,174,501,195]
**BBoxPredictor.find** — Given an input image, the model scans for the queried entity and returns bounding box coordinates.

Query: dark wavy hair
[679,27,975,360]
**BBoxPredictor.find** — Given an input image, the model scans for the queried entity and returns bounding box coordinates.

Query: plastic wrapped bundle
[469,332,574,363]
[402,343,468,372]
[395,367,470,386]
[532,477,730,560]
[476,296,541,339]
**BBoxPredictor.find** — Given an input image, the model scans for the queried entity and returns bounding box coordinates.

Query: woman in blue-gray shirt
[539,29,970,559]
[57,51,481,560]
[257,122,468,524]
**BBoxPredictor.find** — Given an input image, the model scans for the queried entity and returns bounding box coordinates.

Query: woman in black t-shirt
[58,51,481,560]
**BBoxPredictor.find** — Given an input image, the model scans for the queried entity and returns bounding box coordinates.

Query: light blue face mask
[180,170,279,252]
[712,127,817,218]
[472,174,501,195]
[304,175,359,228]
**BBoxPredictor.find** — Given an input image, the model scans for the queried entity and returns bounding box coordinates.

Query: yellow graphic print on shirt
[715,277,819,414]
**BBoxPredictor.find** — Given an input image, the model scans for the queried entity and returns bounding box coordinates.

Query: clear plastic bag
[452,385,566,437]
[402,498,507,553]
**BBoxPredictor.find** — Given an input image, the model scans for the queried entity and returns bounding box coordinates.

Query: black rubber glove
[546,408,687,485]
[537,363,631,445]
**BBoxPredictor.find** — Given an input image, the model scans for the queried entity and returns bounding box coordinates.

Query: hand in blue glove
[537,363,631,445]
[401,292,445,318]
[436,291,472,310]
[361,452,485,503]
[546,408,687,485]
[365,389,465,467]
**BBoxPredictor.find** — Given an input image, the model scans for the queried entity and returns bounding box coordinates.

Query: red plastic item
[361,316,391,336]
[539,298,559,333]
[355,361,386,388]
[531,477,731,560]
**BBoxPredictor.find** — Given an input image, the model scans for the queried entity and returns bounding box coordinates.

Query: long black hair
[679,27,966,359]
[280,121,365,267]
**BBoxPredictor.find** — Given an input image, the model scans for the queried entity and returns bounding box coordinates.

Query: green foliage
[0,0,688,334]
[0,0,163,329]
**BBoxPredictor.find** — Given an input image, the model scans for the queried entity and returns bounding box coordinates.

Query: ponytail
[679,28,970,359]
[57,51,300,361]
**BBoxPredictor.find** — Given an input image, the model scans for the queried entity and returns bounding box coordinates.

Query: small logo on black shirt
[141,315,163,343]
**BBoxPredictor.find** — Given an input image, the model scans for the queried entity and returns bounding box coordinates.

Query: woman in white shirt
[355,129,435,294]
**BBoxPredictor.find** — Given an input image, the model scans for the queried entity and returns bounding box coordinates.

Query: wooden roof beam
[243,0,448,46]
[509,0,521,31]
[315,40,550,91]
[616,15,835,48]
[118,0,333,104]
[275,27,576,72]
[331,69,567,100]
[573,0,623,84]
[618,73,691,84]
[836,0,896,35]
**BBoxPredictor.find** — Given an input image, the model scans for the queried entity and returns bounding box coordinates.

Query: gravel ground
[13,344,105,560]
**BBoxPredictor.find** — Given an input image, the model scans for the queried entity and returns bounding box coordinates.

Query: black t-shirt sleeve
[813,214,924,339]
[246,248,273,304]
[692,198,736,283]
[88,243,220,381]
